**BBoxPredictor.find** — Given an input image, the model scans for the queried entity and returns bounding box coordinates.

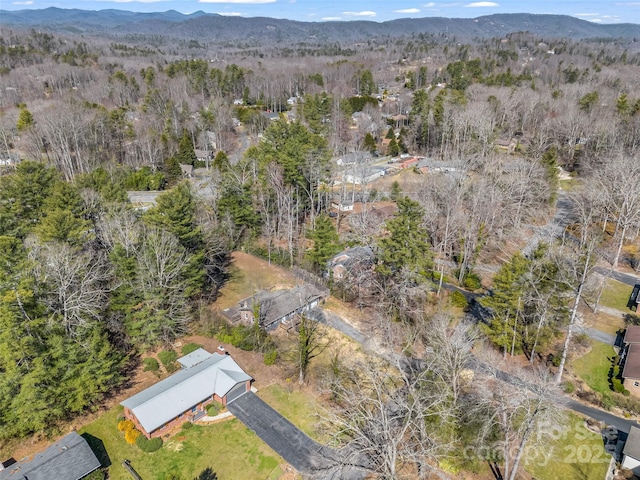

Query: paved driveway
[228,392,367,479]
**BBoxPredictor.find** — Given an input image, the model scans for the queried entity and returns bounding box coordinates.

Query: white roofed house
[121,348,252,438]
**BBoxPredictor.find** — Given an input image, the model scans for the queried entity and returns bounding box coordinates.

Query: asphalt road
[594,266,639,287]
[227,392,368,479]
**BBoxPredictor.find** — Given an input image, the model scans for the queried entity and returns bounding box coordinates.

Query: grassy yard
[80,406,283,480]
[215,252,299,310]
[258,384,322,441]
[599,279,633,311]
[571,340,616,394]
[525,413,610,480]
[584,311,624,336]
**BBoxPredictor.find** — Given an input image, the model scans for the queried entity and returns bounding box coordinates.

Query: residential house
[0,432,101,480]
[495,137,517,153]
[398,157,418,169]
[121,348,252,438]
[0,153,19,168]
[262,111,280,122]
[194,149,211,165]
[126,191,163,210]
[331,196,354,212]
[179,164,194,177]
[336,151,371,167]
[227,284,327,330]
[621,326,640,397]
[415,158,465,175]
[327,246,375,281]
[622,425,640,475]
[379,138,392,156]
[628,284,640,311]
[369,203,399,222]
[343,166,387,185]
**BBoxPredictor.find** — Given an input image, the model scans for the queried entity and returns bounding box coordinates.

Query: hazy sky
[3,0,640,25]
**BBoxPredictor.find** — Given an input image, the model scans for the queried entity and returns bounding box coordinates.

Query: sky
[3,0,640,25]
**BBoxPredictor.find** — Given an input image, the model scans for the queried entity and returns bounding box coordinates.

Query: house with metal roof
[121,348,252,438]
[0,432,101,480]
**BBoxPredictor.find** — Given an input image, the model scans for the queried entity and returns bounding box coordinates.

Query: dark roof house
[622,425,640,474]
[621,326,640,397]
[327,246,375,281]
[121,348,252,438]
[628,284,640,311]
[225,284,327,330]
[179,163,194,177]
[0,432,100,480]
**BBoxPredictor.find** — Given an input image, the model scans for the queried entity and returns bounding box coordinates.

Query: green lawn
[571,341,616,394]
[525,413,610,480]
[258,384,322,440]
[599,279,633,311]
[80,406,282,480]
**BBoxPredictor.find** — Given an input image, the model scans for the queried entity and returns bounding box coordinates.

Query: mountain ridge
[2,8,640,41]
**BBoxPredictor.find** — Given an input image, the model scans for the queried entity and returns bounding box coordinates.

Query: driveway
[565,399,638,434]
[309,307,368,345]
[594,266,639,287]
[227,392,367,479]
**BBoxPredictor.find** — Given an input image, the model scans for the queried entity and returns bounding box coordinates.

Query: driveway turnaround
[227,392,366,479]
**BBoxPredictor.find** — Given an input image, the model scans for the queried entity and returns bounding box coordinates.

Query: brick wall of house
[125,395,219,439]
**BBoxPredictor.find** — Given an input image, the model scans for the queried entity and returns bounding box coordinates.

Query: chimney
[217,346,227,355]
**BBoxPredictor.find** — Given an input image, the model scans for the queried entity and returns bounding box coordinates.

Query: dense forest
[2,12,640,479]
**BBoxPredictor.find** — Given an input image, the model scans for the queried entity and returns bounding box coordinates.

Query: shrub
[562,381,575,394]
[83,470,105,480]
[450,290,468,308]
[263,349,278,366]
[125,428,141,445]
[463,271,482,290]
[613,378,626,393]
[118,420,135,432]
[181,343,202,355]
[158,350,178,373]
[206,402,221,416]
[136,434,163,453]
[143,357,160,372]
[181,422,194,430]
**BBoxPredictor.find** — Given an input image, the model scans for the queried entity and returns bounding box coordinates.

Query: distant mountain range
[2,7,640,42]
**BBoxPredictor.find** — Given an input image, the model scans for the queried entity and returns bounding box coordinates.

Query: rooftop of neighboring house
[329,246,375,269]
[237,284,326,328]
[0,432,100,480]
[624,425,640,461]
[623,344,640,381]
[624,325,640,344]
